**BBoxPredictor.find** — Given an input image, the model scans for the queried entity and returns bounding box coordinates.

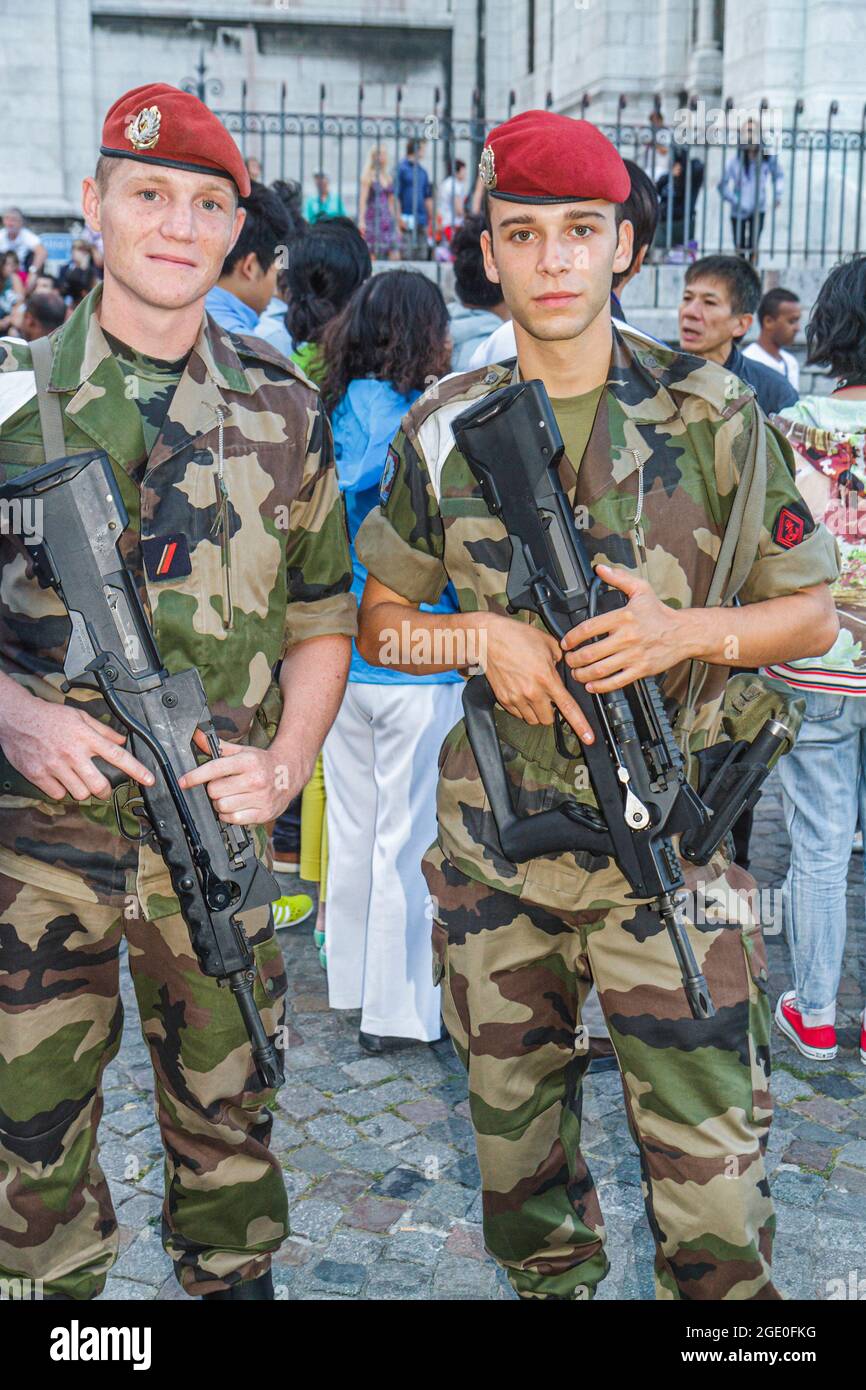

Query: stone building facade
[0,0,861,247]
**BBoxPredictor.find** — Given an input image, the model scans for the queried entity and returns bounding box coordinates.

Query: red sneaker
[774,990,838,1061]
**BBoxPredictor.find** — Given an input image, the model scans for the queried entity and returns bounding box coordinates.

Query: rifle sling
[29,333,66,462]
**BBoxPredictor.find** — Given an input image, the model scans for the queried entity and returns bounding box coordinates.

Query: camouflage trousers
[424,847,780,1301]
[0,874,289,1299]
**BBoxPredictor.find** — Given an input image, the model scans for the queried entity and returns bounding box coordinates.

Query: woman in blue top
[319,271,461,1052]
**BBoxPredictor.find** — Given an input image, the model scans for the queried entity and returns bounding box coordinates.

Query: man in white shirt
[742,286,801,391]
[438,158,467,234]
[0,208,46,282]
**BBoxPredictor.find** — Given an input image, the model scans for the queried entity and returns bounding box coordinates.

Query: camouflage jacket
[0,285,356,915]
[356,325,839,911]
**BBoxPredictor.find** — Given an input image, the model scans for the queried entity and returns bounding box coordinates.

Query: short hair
[94,155,117,194]
[222,181,290,276]
[451,214,504,309]
[684,254,761,316]
[757,287,800,324]
[805,254,866,377]
[285,219,372,345]
[612,160,659,289]
[3,206,23,219]
[24,291,66,333]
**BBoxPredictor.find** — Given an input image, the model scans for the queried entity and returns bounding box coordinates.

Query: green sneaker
[318,942,327,970]
[272,893,314,931]
[313,924,325,949]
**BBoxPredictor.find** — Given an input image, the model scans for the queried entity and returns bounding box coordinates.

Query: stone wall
[0,0,467,218]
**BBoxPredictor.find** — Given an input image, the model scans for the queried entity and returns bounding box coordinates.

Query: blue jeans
[775,685,866,1026]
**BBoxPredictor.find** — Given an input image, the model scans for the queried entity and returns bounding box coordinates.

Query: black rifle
[0,452,283,1086]
[452,380,792,1020]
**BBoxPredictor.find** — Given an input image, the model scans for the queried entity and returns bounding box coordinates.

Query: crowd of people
[101,144,853,1069]
[0,208,101,340]
[0,87,863,1304]
[644,112,786,264]
[242,117,787,269]
[0,116,787,354]
[4,134,859,1066]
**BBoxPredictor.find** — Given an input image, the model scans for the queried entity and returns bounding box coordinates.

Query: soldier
[0,84,356,1300]
[356,110,839,1300]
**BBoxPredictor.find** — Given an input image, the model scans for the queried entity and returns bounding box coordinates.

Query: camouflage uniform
[0,285,356,1297]
[355,326,839,1300]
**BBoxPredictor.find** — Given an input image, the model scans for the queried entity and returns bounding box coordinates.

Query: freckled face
[88,161,244,310]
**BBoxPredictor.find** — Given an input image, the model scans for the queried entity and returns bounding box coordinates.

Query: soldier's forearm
[357,601,489,676]
[271,634,351,778]
[678,584,839,668]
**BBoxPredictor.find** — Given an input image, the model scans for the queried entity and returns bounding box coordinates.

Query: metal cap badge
[479,145,496,190]
[124,105,161,151]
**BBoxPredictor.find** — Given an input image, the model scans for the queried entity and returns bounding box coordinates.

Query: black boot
[201,1271,274,1301]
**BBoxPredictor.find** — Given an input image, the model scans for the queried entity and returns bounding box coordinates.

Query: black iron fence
[215,90,866,267]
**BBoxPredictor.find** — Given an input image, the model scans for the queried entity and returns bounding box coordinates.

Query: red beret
[100,83,250,198]
[479,110,630,205]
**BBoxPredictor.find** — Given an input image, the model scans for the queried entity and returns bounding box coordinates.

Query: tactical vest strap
[710,399,768,610]
[30,334,66,462]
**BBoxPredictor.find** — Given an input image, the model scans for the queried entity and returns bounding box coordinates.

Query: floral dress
[364,179,397,258]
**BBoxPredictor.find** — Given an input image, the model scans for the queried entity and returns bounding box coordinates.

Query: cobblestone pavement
[100,775,866,1301]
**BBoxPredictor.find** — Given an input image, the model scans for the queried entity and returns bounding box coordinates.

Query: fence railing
[215,97,866,268]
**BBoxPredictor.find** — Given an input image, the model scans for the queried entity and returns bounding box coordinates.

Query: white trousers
[322,680,465,1041]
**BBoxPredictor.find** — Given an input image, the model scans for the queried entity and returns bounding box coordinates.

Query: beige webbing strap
[29,334,66,462]
[674,405,768,743]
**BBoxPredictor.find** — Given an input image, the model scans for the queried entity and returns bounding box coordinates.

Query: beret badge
[479,144,496,190]
[124,105,162,151]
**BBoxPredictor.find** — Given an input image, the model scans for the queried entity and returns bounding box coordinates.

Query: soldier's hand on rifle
[0,689,155,801]
[178,728,299,825]
[560,563,690,693]
[483,612,595,744]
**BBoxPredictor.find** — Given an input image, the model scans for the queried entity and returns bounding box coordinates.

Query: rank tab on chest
[142,533,192,582]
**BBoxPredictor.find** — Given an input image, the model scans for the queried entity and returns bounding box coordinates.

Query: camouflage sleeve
[281,399,357,653]
[727,406,840,605]
[354,427,448,604]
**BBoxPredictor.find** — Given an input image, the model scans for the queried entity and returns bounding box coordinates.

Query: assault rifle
[452,381,793,1020]
[0,452,283,1086]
